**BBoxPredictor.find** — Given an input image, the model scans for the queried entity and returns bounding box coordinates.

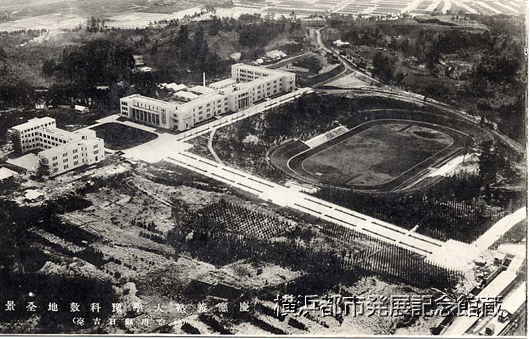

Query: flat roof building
[8,117,105,177]
[165,83,188,92]
[120,64,296,132]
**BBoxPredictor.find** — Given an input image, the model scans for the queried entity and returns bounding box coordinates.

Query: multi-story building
[120,64,296,132]
[8,117,105,177]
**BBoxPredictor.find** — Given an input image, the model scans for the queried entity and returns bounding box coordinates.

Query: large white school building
[119,64,296,131]
[8,117,105,177]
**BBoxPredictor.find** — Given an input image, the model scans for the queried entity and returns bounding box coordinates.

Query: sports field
[301,122,453,187]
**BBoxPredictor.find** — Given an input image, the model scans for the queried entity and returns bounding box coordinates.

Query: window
[64,165,69,170]
[74,161,79,166]
[73,149,78,154]
[63,153,68,157]
[94,150,99,155]
[63,158,68,163]
[93,144,98,149]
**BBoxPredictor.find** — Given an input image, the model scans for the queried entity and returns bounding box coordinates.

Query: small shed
[24,189,44,202]
[0,167,17,181]
[74,105,89,114]
[133,55,145,67]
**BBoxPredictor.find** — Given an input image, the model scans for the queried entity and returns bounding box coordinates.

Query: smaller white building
[133,55,145,67]
[8,117,105,177]
[165,83,188,92]
[75,105,89,114]
[334,39,351,48]
[265,50,287,60]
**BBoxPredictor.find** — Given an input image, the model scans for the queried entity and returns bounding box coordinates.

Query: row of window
[49,155,101,175]
[19,122,54,136]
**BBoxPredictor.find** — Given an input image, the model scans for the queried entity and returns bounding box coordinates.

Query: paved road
[472,207,527,253]
[207,129,224,165]
[313,28,383,87]
[116,78,524,267]
[313,29,525,155]
[165,150,445,256]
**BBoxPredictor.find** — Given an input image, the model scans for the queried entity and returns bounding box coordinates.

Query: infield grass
[301,122,453,186]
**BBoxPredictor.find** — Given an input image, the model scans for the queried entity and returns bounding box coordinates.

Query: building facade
[8,117,105,177]
[120,64,296,132]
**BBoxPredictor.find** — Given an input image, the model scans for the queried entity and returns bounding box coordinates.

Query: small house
[74,105,89,114]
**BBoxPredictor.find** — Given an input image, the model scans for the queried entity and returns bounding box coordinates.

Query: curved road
[312,28,525,155]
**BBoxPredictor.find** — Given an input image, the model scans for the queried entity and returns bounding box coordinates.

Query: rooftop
[166,83,187,92]
[124,94,174,106]
[174,91,199,100]
[0,167,17,180]
[233,63,293,77]
[209,78,236,89]
[189,85,216,95]
[11,117,55,132]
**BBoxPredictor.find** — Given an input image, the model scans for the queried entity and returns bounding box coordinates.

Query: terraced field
[234,0,525,16]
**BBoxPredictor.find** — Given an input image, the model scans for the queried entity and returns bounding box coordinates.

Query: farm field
[0,154,468,334]
[0,0,525,32]
[301,122,453,187]
[234,0,526,16]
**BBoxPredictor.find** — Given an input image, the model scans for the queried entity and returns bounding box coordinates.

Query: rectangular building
[120,64,296,132]
[8,117,105,177]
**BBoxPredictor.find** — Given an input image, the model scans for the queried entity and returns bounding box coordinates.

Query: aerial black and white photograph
[0,0,527,336]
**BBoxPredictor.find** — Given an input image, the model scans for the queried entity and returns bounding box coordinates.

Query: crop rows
[315,188,511,243]
[417,199,510,243]
[184,222,462,290]
[343,242,463,288]
[194,200,289,239]
[488,219,527,250]
[320,221,463,288]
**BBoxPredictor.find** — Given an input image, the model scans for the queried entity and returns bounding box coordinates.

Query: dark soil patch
[90,123,158,150]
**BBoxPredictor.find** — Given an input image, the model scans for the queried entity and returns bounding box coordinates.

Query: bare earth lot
[302,122,452,186]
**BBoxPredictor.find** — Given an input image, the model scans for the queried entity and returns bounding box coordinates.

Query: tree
[191,25,209,65]
[42,60,56,76]
[36,160,50,180]
[175,25,192,61]
[372,52,396,83]
[478,140,498,187]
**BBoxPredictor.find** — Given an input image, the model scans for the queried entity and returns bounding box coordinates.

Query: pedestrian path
[166,151,445,256]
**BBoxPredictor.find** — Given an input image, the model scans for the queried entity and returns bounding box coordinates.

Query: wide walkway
[166,150,445,256]
[116,86,525,268]
[472,207,526,253]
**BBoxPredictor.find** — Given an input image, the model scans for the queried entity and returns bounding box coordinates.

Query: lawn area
[90,123,158,150]
[301,122,453,186]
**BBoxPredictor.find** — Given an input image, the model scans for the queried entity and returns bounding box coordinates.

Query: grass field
[90,123,157,150]
[301,122,453,187]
